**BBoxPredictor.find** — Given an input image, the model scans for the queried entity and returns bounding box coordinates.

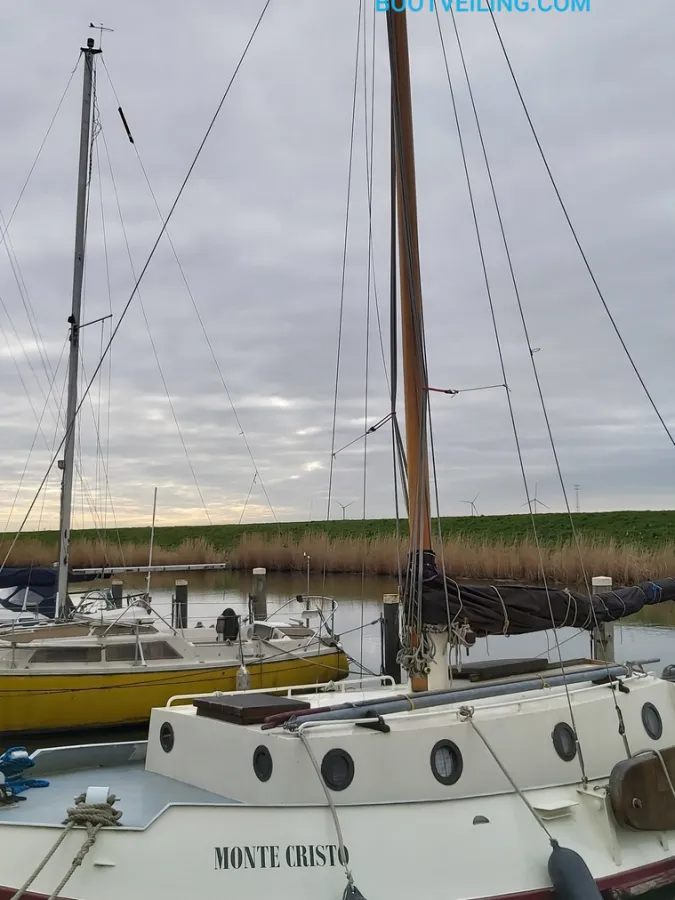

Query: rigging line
[459,14,628,752]
[93,100,113,522]
[99,59,280,533]
[0,53,81,251]
[0,54,82,386]
[0,294,64,431]
[443,17,599,619]
[0,0,273,573]
[239,473,257,525]
[359,0,377,670]
[363,1,390,398]
[435,6,587,760]
[427,383,506,395]
[97,123,213,528]
[0,333,69,537]
[488,11,675,452]
[322,0,364,598]
[333,413,393,457]
[441,8,614,767]
[388,71,406,589]
[76,348,127,562]
[91,88,115,545]
[0,211,55,387]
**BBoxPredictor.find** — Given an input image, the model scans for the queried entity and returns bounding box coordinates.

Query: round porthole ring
[253,745,273,782]
[641,702,663,741]
[159,721,174,753]
[552,722,577,762]
[430,739,463,786]
[320,748,355,792]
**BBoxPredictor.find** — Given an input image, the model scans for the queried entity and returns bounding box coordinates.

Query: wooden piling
[382,593,401,684]
[111,579,124,609]
[251,567,267,620]
[591,576,614,662]
[173,579,188,629]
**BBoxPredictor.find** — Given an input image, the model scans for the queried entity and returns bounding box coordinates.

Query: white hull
[2,664,675,899]
[2,780,675,900]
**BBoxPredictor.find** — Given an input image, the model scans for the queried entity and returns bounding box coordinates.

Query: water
[7,570,675,752]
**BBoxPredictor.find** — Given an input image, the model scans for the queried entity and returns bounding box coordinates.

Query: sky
[0,0,673,532]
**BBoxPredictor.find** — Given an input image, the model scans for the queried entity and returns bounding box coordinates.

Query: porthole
[552,722,577,762]
[159,721,174,753]
[321,749,354,792]
[253,745,273,782]
[641,703,663,741]
[430,740,463,786]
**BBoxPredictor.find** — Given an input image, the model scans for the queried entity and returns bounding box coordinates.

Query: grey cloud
[1,0,674,533]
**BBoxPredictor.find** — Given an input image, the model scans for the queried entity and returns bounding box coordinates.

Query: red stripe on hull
[482,855,675,900]
[2,856,675,900]
[0,890,71,900]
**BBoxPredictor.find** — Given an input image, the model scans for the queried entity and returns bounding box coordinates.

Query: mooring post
[173,579,188,629]
[591,576,614,662]
[111,579,124,609]
[382,593,401,684]
[251,567,267,620]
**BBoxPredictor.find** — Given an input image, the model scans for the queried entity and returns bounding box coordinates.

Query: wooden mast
[387,9,434,692]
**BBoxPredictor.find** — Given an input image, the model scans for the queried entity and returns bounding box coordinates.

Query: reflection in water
[9,570,675,752]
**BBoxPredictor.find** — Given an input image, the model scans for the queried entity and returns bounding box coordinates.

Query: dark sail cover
[0,567,107,620]
[415,553,675,636]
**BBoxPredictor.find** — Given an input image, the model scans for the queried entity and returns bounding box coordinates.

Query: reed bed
[3,532,675,586]
[0,538,220,569]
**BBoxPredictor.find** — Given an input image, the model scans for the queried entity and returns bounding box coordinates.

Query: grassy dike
[2,510,675,585]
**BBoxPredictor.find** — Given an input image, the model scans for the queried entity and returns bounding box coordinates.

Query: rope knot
[459,705,474,720]
[64,792,122,828]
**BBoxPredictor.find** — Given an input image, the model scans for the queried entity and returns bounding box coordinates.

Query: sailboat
[3,12,675,900]
[0,39,349,735]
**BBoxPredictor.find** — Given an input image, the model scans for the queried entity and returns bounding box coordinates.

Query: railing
[165,674,396,707]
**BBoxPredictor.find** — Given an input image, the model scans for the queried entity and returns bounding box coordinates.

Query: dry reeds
[2,532,674,586]
[0,537,221,569]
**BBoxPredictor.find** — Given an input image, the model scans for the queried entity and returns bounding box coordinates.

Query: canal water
[7,570,675,752]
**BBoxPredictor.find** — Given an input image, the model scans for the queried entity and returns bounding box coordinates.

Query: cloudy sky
[0,0,673,532]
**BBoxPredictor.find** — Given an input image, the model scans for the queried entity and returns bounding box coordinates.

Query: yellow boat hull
[0,650,349,735]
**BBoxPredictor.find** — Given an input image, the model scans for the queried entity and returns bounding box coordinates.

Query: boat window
[106,641,182,662]
[275,625,314,638]
[252,624,275,641]
[430,740,463,786]
[160,722,175,753]
[30,646,101,663]
[641,703,663,740]
[321,749,355,792]
[552,722,577,761]
[142,641,182,660]
[253,745,273,782]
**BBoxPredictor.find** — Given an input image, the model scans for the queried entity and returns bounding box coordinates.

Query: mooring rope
[10,792,122,900]
[297,728,365,899]
[459,705,553,843]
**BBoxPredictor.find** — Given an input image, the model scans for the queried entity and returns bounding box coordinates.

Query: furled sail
[414,553,675,636]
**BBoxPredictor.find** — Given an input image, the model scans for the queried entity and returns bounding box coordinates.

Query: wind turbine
[522,483,549,514]
[336,500,355,521]
[461,493,480,516]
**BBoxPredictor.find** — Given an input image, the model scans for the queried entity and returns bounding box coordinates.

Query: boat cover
[0,567,107,619]
[413,551,675,636]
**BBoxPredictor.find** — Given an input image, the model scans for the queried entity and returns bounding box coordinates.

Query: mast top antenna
[89,21,114,49]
